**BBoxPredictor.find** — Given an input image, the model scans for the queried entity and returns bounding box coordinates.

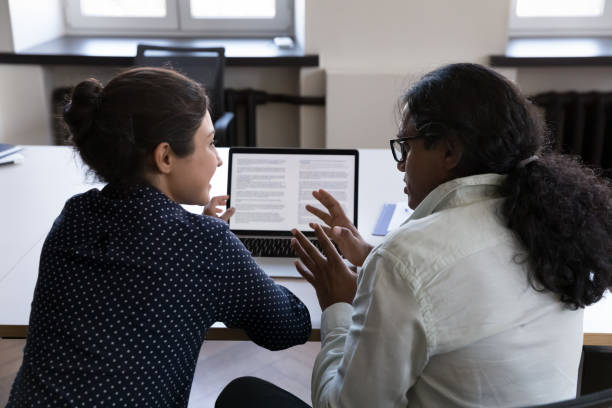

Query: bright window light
[79,0,166,17]
[190,0,276,18]
[516,0,605,17]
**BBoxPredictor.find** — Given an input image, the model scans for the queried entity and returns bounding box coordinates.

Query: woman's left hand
[204,195,236,222]
[291,223,358,310]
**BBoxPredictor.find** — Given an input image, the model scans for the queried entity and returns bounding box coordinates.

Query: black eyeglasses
[389,135,421,163]
[389,121,458,163]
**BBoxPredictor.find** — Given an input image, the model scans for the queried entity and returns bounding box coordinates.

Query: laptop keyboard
[239,237,324,258]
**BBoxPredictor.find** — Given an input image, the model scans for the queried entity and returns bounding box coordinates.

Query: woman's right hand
[306,189,374,267]
[204,195,236,222]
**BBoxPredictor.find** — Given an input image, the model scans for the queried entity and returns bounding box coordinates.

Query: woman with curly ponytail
[7,68,311,408]
[398,63,611,311]
[217,63,612,408]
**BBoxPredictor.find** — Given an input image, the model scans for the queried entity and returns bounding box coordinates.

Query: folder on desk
[0,144,24,165]
[373,202,413,236]
[0,144,23,159]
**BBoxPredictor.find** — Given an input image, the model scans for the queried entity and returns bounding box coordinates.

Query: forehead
[200,112,214,135]
[193,114,214,144]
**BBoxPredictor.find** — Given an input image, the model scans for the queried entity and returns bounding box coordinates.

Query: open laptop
[227,147,359,278]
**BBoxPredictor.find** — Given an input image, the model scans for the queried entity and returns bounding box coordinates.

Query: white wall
[299,68,325,148]
[303,0,511,148]
[8,0,63,52]
[325,72,410,148]
[0,65,53,145]
[306,0,509,72]
[0,0,14,52]
[0,0,54,145]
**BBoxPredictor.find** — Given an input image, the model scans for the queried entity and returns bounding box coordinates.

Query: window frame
[63,0,294,37]
[508,0,612,36]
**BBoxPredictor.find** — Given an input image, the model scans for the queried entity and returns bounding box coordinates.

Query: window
[179,0,293,36]
[189,0,275,18]
[65,0,179,31]
[508,0,612,36]
[80,0,167,17]
[64,0,294,37]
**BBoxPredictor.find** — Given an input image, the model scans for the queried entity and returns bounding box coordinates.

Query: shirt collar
[408,173,506,221]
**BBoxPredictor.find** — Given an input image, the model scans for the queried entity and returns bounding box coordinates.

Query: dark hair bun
[62,67,206,185]
[63,79,103,145]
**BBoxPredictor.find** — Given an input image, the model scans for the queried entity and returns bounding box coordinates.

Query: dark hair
[401,63,612,309]
[64,67,208,184]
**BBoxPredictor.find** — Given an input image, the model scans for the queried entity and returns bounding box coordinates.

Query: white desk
[1,146,610,346]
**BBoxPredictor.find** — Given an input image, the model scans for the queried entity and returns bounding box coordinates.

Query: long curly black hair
[402,63,612,309]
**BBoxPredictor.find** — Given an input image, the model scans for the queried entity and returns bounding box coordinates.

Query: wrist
[322,299,353,311]
[321,302,353,340]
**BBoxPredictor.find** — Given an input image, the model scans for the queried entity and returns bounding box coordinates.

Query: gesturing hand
[204,195,236,222]
[306,189,374,267]
[291,223,358,310]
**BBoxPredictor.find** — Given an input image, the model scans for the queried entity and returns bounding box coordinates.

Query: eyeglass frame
[389,120,463,163]
[389,135,422,163]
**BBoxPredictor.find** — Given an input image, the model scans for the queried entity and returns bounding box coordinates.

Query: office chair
[135,44,235,146]
[580,346,612,396]
[520,388,612,408]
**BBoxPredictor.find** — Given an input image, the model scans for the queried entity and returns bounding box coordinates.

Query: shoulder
[173,212,249,254]
[54,188,102,223]
[64,188,102,208]
[376,197,516,285]
[174,211,232,238]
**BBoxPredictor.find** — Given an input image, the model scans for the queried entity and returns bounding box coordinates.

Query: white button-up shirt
[312,174,583,408]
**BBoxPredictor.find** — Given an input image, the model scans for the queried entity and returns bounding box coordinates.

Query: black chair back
[580,346,612,396]
[135,44,234,145]
[135,44,225,120]
[520,388,612,408]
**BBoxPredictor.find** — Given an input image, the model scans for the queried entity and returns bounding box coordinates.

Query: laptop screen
[227,147,359,237]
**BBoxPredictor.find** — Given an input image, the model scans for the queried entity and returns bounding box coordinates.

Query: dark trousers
[215,376,312,408]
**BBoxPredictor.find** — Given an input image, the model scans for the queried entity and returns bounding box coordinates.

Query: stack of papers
[0,143,24,165]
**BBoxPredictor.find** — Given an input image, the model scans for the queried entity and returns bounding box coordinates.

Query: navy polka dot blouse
[8,183,311,407]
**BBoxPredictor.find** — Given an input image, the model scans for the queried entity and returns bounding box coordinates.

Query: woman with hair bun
[217,63,612,407]
[7,67,311,407]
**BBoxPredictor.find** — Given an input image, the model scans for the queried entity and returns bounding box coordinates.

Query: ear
[443,134,463,171]
[152,142,174,174]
